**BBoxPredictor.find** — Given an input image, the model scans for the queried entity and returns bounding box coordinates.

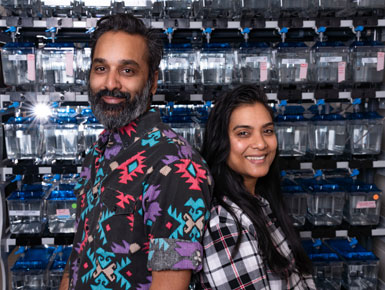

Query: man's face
[89,31,158,129]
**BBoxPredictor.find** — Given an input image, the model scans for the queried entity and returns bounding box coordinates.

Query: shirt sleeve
[199,206,270,290]
[144,155,212,273]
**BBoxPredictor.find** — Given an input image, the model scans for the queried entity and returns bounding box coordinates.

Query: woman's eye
[237,131,249,137]
[264,129,275,135]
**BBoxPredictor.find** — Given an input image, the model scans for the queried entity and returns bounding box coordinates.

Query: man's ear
[150,70,159,95]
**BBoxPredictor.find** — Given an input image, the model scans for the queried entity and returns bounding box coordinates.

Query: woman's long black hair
[201,84,312,277]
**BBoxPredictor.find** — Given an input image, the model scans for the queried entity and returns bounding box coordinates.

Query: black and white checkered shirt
[197,197,316,290]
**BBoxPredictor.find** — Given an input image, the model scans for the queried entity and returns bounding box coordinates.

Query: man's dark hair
[90,13,163,84]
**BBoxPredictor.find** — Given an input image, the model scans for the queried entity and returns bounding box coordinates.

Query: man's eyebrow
[262,122,275,128]
[92,58,140,68]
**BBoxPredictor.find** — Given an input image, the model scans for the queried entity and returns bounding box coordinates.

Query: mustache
[93,89,131,100]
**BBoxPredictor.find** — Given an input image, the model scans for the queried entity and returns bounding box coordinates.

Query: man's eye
[122,68,134,74]
[94,66,105,72]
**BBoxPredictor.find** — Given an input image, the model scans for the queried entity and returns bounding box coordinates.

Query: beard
[89,80,152,130]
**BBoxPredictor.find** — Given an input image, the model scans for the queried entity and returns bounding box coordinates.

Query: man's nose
[105,70,122,91]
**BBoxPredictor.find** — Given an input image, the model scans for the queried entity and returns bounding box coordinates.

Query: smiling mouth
[246,156,266,161]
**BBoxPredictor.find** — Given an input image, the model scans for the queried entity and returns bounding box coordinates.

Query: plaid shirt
[197,197,316,290]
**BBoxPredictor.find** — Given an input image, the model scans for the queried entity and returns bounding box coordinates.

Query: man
[60,14,212,290]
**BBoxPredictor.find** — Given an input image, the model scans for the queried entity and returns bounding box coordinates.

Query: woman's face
[227,102,277,194]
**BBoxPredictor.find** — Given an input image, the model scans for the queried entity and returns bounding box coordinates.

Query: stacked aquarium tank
[1,42,36,88]
[302,239,343,290]
[325,238,380,290]
[4,117,44,162]
[299,179,345,226]
[161,43,197,85]
[350,41,385,83]
[46,190,76,233]
[275,42,310,85]
[237,42,272,85]
[311,41,349,84]
[275,106,308,157]
[347,111,383,155]
[7,190,46,234]
[11,246,55,290]
[281,179,308,226]
[199,43,235,85]
[43,109,80,162]
[308,113,347,156]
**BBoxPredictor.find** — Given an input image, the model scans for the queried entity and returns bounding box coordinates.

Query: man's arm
[150,270,191,290]
[59,261,70,290]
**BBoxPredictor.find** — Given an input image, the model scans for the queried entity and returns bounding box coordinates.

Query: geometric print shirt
[68,108,213,290]
[197,197,316,290]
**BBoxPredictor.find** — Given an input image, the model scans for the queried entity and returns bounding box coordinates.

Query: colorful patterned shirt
[197,197,316,290]
[68,108,213,290]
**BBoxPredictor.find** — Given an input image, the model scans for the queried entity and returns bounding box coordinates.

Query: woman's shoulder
[208,198,248,228]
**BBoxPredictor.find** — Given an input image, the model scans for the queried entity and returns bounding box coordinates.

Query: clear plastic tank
[347,112,383,155]
[36,43,76,89]
[276,113,308,156]
[1,42,36,86]
[197,0,235,18]
[350,41,385,83]
[282,182,308,226]
[311,42,349,84]
[48,246,73,290]
[7,190,45,234]
[238,42,272,84]
[275,42,310,84]
[46,190,77,233]
[4,117,44,161]
[199,43,235,85]
[308,113,347,156]
[161,44,197,85]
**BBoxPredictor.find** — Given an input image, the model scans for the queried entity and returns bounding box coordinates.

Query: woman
[198,85,315,289]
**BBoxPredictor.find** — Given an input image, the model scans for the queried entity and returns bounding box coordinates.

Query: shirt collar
[97,108,162,150]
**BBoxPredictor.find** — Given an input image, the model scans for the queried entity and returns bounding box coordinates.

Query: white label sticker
[27,54,36,81]
[282,59,306,65]
[320,56,343,63]
[208,57,225,64]
[245,56,268,63]
[338,62,346,83]
[356,201,377,209]
[168,57,189,67]
[362,57,378,64]
[299,63,308,80]
[377,52,384,71]
[65,52,74,77]
[9,54,27,61]
[260,62,267,82]
[124,0,148,6]
[9,210,41,216]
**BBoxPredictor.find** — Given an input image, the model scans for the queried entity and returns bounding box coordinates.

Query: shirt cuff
[148,238,203,273]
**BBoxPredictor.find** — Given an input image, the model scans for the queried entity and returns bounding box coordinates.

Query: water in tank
[355,0,385,8]
[1,42,36,87]
[7,190,45,234]
[11,246,55,290]
[162,43,197,85]
[81,0,112,16]
[300,179,345,226]
[159,0,193,18]
[199,43,235,85]
[75,46,91,89]
[276,106,308,156]
[4,117,44,161]
[36,43,76,89]
[325,238,380,290]
[48,246,73,290]
[282,181,308,226]
[275,42,310,84]
[302,239,343,290]
[311,41,349,84]
[238,42,272,84]
[279,0,317,17]
[308,113,347,156]
[197,0,235,18]
[44,109,79,162]
[350,41,385,83]
[46,190,77,233]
